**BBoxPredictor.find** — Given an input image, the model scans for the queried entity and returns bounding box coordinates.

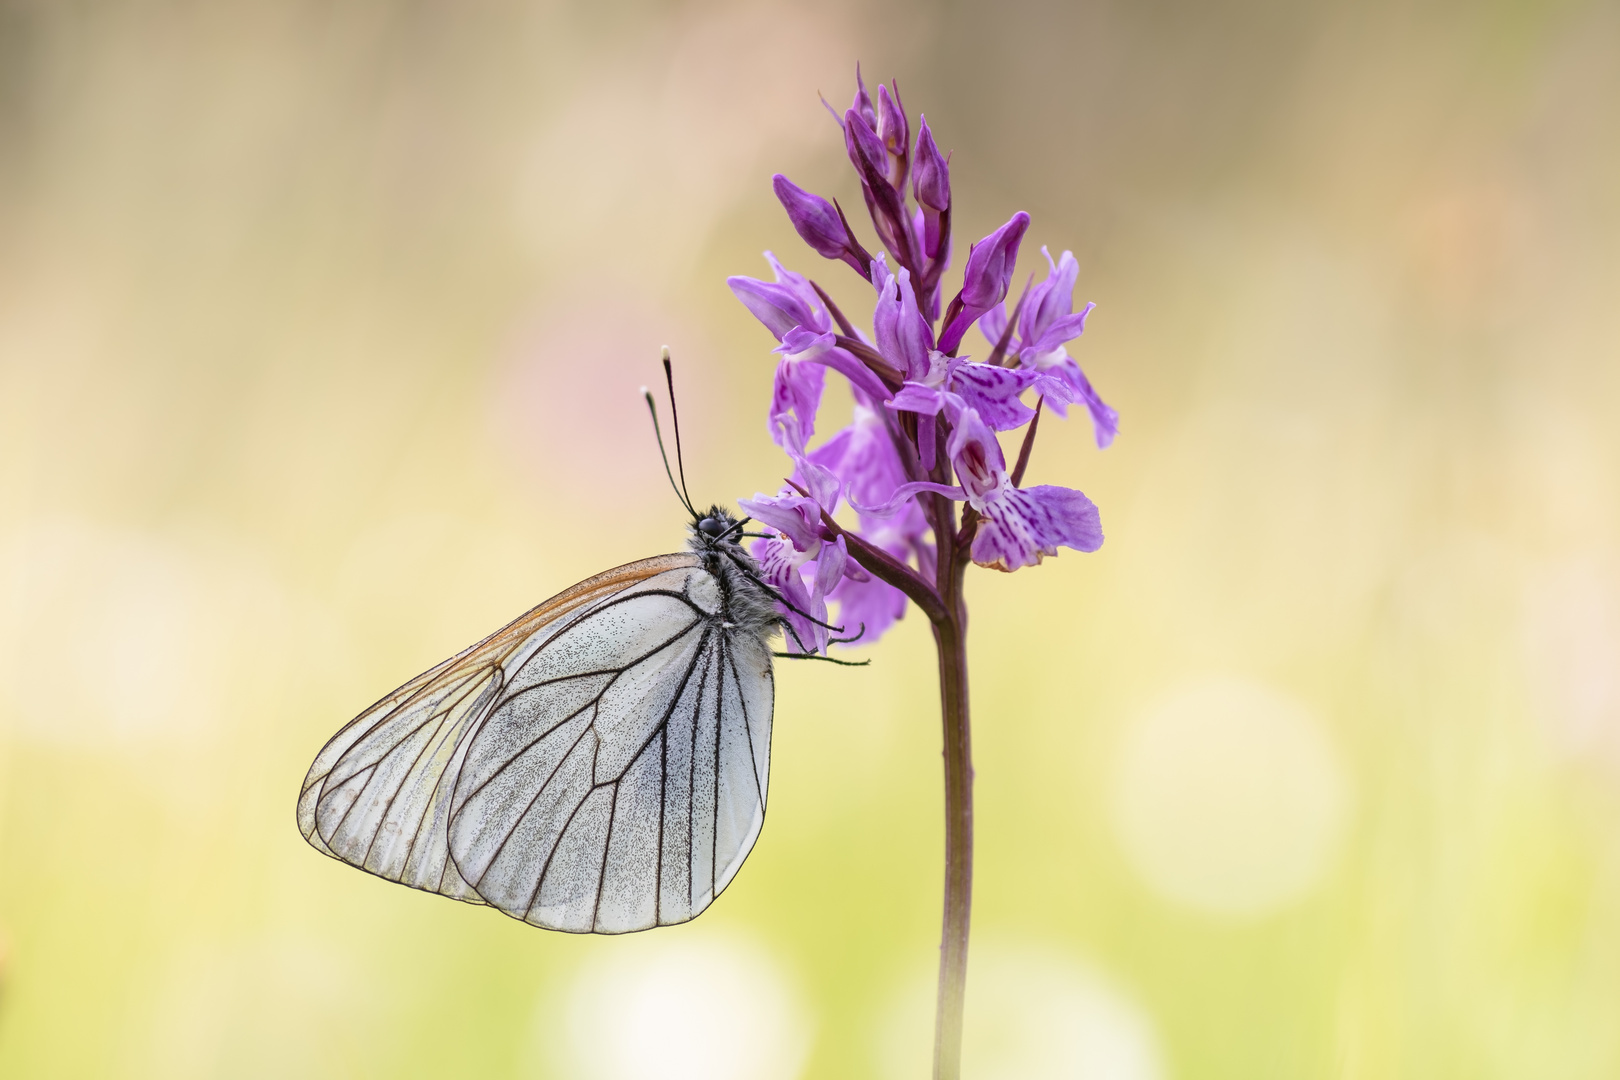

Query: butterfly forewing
[314,663,500,900]
[297,551,777,934]
[299,555,704,900]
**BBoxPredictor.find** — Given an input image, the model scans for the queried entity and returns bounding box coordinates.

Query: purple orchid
[731,77,1115,638]
[727,72,1124,1074]
[806,402,924,639]
[888,352,1041,437]
[747,531,847,655]
[942,405,1104,570]
[727,251,829,340]
[980,247,1119,447]
[739,487,850,654]
[848,403,1103,572]
[729,252,891,437]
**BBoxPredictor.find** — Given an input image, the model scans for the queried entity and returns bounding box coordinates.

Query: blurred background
[2,0,1618,1076]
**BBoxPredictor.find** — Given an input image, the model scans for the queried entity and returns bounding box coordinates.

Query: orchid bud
[958,212,1029,310]
[877,83,909,161]
[773,175,847,260]
[844,109,889,184]
[851,63,876,128]
[846,107,911,259]
[937,211,1030,353]
[773,174,875,279]
[912,117,951,212]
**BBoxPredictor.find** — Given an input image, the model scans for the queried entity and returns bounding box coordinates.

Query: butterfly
[297,360,854,933]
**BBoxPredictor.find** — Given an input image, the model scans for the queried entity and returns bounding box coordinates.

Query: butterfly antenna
[662,347,696,516]
[643,377,697,519]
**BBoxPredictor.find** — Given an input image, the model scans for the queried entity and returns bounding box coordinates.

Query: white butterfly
[297,505,786,933]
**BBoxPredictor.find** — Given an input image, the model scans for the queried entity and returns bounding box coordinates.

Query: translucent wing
[296,553,704,905]
[446,567,775,933]
[296,550,777,934]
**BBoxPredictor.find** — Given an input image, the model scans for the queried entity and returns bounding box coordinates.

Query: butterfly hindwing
[446,565,776,933]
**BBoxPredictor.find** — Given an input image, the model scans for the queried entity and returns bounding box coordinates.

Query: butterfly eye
[697,516,728,538]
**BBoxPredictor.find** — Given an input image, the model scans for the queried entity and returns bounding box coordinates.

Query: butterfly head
[691,505,745,550]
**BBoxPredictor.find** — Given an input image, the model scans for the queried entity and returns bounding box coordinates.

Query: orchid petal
[869,256,934,380]
[970,484,1103,571]
[790,453,842,515]
[738,491,823,552]
[769,357,825,453]
[777,327,893,404]
[829,559,907,645]
[876,84,909,160]
[951,362,1038,431]
[728,276,812,340]
[1026,301,1094,356]
[944,406,1008,505]
[887,383,948,416]
[847,479,965,519]
[1031,358,1118,448]
[978,302,1009,349]
[1021,248,1080,343]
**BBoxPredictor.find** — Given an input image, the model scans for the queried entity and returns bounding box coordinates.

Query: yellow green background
[2,1,1618,1076]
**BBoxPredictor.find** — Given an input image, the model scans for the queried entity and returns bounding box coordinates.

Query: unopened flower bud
[912,117,950,212]
[938,212,1030,352]
[844,109,889,183]
[772,175,874,278]
[877,83,909,160]
[851,64,877,129]
[773,175,847,260]
[958,212,1029,310]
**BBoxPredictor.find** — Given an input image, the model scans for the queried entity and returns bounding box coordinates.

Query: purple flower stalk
[729,70,1117,1080]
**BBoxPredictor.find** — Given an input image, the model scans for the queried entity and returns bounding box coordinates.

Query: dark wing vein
[501,589,708,686]
[685,644,709,914]
[475,710,598,894]
[579,625,711,930]
[725,643,767,811]
[348,668,500,866]
[318,664,494,849]
[451,616,702,816]
[712,635,725,900]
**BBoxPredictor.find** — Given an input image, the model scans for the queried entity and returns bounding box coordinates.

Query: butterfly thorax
[688,505,780,641]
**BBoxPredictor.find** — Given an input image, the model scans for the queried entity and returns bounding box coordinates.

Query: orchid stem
[930,538,973,1080]
[799,474,975,1078]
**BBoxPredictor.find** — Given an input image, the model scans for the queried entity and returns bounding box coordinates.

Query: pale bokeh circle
[1110,676,1351,917]
[876,943,1163,1080]
[544,934,812,1080]
[0,519,294,745]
